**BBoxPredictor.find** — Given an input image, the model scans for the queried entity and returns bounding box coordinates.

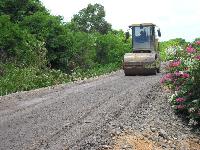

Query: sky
[40,0,200,41]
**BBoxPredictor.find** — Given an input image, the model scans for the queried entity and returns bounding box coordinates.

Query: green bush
[161,40,200,123]
[95,31,131,64]
[70,63,121,81]
[0,64,70,96]
[69,32,96,71]
[159,38,188,61]
[0,15,47,67]
[0,62,121,96]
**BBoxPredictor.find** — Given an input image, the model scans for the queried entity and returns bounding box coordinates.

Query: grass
[0,63,121,96]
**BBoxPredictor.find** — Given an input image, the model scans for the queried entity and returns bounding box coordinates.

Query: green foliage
[0,15,47,67]
[159,38,188,61]
[0,0,46,22]
[20,12,63,40]
[69,32,96,71]
[70,63,120,81]
[194,37,200,42]
[95,31,131,64]
[71,3,111,34]
[0,62,121,96]
[0,63,70,96]
[20,12,74,71]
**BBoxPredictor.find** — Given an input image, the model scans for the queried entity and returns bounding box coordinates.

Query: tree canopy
[0,0,47,22]
[71,3,111,34]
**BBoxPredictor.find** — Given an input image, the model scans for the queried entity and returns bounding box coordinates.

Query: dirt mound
[111,132,200,150]
[113,134,156,150]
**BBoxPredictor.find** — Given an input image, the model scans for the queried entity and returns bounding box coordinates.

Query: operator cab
[128,23,161,53]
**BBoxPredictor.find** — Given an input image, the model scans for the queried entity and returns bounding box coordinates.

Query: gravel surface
[0,70,199,150]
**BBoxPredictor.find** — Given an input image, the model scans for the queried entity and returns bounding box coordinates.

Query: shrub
[0,64,69,96]
[95,31,131,64]
[0,15,47,67]
[159,38,188,61]
[161,40,200,123]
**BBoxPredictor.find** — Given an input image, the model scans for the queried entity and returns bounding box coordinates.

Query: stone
[170,144,176,149]
[142,133,149,138]
[150,127,157,132]
[159,129,168,139]
[121,144,133,150]
[101,145,112,149]
[149,135,159,142]
[162,144,167,148]
[111,128,122,136]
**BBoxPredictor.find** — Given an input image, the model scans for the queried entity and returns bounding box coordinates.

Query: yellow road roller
[123,23,161,75]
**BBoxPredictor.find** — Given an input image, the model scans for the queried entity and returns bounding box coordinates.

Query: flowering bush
[161,40,200,123]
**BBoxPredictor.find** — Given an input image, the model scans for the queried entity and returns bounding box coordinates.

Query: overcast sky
[40,0,200,41]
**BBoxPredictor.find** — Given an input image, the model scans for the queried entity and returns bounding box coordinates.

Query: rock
[167,140,172,144]
[170,144,176,149]
[159,129,168,139]
[162,144,167,148]
[192,138,199,143]
[112,137,116,140]
[179,142,190,150]
[150,127,156,132]
[149,136,159,142]
[140,127,144,131]
[121,144,133,150]
[101,145,112,149]
[111,128,122,136]
[142,133,149,138]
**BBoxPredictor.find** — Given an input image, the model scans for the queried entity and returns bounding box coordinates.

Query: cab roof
[129,23,156,27]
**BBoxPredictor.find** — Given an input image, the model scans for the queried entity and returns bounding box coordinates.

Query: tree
[0,0,47,22]
[0,15,47,67]
[71,3,111,34]
[20,12,63,40]
[20,12,75,72]
[194,37,200,42]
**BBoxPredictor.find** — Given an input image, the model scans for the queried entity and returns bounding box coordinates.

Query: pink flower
[175,86,180,91]
[174,72,189,78]
[174,71,181,76]
[177,105,185,109]
[182,73,190,78]
[198,110,200,116]
[188,108,196,113]
[169,60,181,67]
[194,55,200,60]
[165,73,173,79]
[160,73,173,84]
[176,97,185,102]
[160,78,165,84]
[186,45,196,53]
[195,40,200,45]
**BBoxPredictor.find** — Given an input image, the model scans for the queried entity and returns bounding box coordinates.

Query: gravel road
[0,70,199,150]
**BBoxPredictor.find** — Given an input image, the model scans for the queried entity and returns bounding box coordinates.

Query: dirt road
[0,71,199,150]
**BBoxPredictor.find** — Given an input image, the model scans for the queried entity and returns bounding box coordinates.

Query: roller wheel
[124,71,129,76]
[157,67,161,73]
[150,69,157,75]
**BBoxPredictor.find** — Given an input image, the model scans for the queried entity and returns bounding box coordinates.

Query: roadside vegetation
[0,0,131,96]
[160,38,200,124]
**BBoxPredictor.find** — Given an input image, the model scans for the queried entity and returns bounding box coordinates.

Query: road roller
[123,23,161,75]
